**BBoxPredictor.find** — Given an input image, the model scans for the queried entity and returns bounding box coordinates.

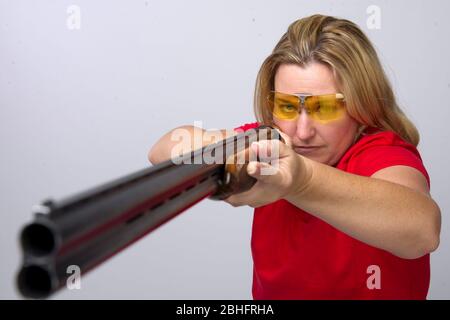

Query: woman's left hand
[224,132,312,208]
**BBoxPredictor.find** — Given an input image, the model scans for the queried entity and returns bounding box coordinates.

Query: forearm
[148,126,199,164]
[148,126,235,165]
[285,157,441,259]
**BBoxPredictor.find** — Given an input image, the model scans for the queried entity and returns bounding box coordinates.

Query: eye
[306,103,321,114]
[280,104,297,112]
[318,103,337,113]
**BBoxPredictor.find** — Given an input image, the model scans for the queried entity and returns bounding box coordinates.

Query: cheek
[273,118,297,137]
[324,119,359,150]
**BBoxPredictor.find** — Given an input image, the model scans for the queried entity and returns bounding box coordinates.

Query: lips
[293,146,321,153]
[295,146,320,148]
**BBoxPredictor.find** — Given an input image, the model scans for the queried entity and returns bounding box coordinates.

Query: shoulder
[337,128,430,188]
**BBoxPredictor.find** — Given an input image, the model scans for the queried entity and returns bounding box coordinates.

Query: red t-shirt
[235,122,431,300]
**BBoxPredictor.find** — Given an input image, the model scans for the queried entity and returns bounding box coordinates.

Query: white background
[1,0,449,299]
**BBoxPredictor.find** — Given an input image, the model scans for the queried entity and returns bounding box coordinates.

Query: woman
[148,14,441,299]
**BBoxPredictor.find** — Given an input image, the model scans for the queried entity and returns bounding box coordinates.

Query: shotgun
[16,125,282,299]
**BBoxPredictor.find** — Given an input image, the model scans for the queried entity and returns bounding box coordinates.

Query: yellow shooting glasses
[268,91,346,123]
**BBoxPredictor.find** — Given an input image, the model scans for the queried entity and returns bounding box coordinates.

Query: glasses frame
[268,91,346,121]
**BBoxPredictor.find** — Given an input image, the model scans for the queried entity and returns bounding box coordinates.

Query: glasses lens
[307,94,345,122]
[268,92,345,122]
[271,92,299,120]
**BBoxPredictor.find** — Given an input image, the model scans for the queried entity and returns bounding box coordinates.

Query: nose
[295,110,316,141]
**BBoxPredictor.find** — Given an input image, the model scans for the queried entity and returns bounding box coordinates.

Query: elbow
[407,232,440,260]
[398,200,441,260]
[423,199,441,254]
[394,237,439,260]
[147,125,195,165]
[426,233,440,255]
[147,149,153,164]
[147,145,160,165]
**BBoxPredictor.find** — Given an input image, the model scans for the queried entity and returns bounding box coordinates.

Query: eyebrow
[274,93,298,102]
[276,98,297,104]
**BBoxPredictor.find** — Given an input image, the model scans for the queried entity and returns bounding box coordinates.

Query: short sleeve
[234,122,260,133]
[350,145,430,188]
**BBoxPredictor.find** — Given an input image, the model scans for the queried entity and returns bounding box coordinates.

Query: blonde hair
[254,14,420,146]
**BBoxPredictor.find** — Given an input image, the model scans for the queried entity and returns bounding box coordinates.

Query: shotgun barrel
[16,125,282,299]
